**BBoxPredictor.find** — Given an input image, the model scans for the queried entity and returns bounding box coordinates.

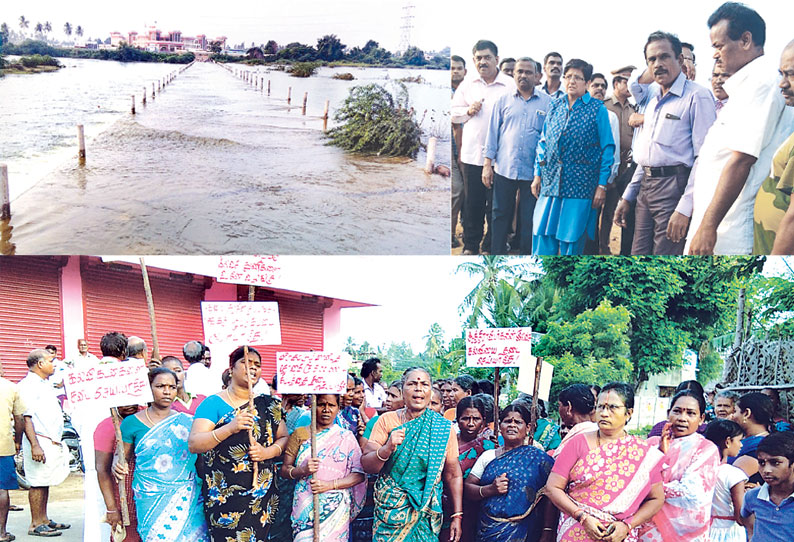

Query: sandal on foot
[46,521,70,531]
[8,504,22,511]
[0,533,16,542]
[27,525,61,537]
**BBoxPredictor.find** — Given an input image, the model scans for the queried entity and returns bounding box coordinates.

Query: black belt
[642,165,690,178]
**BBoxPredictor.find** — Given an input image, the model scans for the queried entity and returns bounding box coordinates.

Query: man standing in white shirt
[360,357,386,410]
[184,340,219,397]
[688,2,794,254]
[452,39,516,255]
[68,338,99,371]
[18,349,71,537]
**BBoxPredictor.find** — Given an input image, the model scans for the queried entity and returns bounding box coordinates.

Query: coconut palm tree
[76,25,83,38]
[34,22,43,36]
[43,21,52,41]
[63,22,72,37]
[19,15,29,37]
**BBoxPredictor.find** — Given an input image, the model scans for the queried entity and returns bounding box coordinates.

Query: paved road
[6,472,84,542]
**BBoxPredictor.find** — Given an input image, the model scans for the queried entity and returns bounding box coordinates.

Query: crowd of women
[94,348,794,542]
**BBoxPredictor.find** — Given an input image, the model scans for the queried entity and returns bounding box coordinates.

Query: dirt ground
[5,473,85,541]
[450,217,624,255]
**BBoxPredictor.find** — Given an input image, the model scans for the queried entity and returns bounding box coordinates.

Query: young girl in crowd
[705,419,748,542]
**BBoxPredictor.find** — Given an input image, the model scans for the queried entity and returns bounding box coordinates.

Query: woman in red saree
[545,382,665,542]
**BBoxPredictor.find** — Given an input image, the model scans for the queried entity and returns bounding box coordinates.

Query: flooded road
[0,60,449,255]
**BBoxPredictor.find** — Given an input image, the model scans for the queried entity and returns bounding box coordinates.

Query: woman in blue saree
[119,367,209,542]
[361,367,463,542]
[464,404,556,542]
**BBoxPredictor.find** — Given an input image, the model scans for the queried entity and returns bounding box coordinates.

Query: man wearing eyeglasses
[614,31,716,255]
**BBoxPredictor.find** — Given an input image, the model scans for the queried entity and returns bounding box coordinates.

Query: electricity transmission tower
[399,3,415,53]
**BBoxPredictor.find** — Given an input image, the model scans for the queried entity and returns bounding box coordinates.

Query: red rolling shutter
[252,288,324,382]
[81,261,207,360]
[0,257,65,382]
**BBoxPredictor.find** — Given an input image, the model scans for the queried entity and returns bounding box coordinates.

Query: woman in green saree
[361,367,463,542]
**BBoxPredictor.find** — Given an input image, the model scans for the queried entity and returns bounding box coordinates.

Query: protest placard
[217,256,282,287]
[201,301,282,346]
[63,358,153,409]
[516,355,554,402]
[276,352,350,394]
[465,327,533,367]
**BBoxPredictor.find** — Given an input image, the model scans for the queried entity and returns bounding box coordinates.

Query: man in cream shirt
[687,2,794,254]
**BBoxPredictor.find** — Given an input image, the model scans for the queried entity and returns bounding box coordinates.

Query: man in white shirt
[452,39,516,254]
[361,357,386,410]
[688,2,794,254]
[68,338,99,371]
[17,349,71,537]
[184,340,219,397]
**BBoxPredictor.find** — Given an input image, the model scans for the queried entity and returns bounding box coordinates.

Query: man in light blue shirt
[614,31,716,255]
[483,57,551,254]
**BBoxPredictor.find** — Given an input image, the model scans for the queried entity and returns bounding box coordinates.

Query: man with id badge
[483,57,551,255]
[614,31,716,255]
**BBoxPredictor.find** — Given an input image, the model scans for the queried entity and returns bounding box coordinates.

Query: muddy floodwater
[0,59,450,255]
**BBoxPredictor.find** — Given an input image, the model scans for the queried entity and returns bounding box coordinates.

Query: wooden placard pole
[138,258,160,361]
[110,407,130,526]
[493,367,500,443]
[245,285,259,488]
[527,357,543,445]
[302,92,308,115]
[322,101,330,132]
[311,394,320,542]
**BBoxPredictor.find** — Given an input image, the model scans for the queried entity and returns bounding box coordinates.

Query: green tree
[264,40,278,55]
[75,25,83,38]
[34,22,43,35]
[327,82,421,157]
[245,46,263,59]
[277,42,317,62]
[541,256,764,386]
[401,46,427,66]
[316,34,345,61]
[208,40,222,53]
[534,300,633,402]
[19,15,29,36]
[63,22,71,37]
[422,322,445,360]
[0,23,10,46]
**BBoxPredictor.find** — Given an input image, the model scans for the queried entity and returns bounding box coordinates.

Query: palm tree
[457,256,539,328]
[63,22,71,37]
[34,22,43,36]
[19,15,28,37]
[43,21,51,41]
[422,323,445,360]
[75,25,83,38]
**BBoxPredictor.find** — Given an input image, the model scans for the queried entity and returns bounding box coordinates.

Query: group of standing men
[451,1,794,255]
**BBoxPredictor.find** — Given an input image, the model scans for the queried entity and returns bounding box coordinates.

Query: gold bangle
[375,447,389,462]
[273,443,283,455]
[333,479,338,490]
[479,486,484,498]
[211,429,222,444]
[450,512,463,519]
[288,466,296,479]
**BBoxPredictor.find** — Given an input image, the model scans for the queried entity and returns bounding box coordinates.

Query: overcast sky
[2,0,449,52]
[451,0,794,90]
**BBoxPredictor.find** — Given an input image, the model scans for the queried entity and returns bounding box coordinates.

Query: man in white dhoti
[17,349,71,537]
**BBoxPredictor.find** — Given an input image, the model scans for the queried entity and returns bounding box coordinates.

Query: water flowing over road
[0,59,450,255]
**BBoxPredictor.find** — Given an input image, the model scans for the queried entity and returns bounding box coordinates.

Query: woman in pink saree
[640,391,721,542]
[546,382,665,542]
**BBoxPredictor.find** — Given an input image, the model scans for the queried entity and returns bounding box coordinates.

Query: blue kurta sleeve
[595,104,615,186]
[534,118,549,178]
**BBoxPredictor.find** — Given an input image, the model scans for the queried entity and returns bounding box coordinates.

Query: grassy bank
[0,40,194,64]
[1,54,62,74]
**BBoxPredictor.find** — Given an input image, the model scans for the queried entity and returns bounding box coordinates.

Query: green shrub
[288,61,321,78]
[20,54,61,68]
[327,82,421,158]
